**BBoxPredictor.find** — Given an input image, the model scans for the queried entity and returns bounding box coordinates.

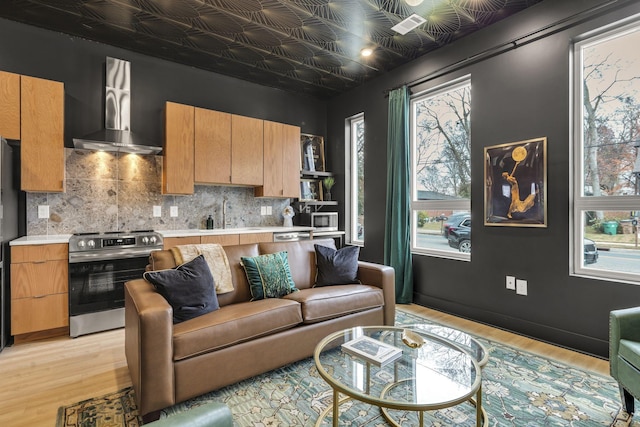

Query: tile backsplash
[26,149,293,235]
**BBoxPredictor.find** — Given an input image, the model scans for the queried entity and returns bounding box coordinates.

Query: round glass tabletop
[314,326,482,412]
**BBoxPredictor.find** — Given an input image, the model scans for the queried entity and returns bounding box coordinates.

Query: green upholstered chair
[144,402,233,427]
[610,306,640,416]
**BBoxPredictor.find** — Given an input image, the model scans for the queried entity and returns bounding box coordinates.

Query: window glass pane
[354,118,365,242]
[414,210,471,253]
[580,27,640,197]
[581,210,640,272]
[414,84,471,201]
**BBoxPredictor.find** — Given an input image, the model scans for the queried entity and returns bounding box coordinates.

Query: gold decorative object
[402,329,424,348]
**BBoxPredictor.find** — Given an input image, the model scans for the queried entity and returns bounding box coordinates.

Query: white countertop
[10,234,73,245]
[10,227,315,246]
[159,226,313,238]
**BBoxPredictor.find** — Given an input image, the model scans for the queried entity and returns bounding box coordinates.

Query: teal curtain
[384,86,413,304]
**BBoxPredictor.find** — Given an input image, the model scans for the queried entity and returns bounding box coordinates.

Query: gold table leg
[333,389,339,427]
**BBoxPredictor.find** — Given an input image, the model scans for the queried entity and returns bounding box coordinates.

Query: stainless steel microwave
[299,212,338,231]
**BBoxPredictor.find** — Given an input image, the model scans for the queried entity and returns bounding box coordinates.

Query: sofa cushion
[143,255,219,324]
[172,298,302,361]
[241,251,298,300]
[282,284,384,324]
[314,244,361,287]
[619,339,640,369]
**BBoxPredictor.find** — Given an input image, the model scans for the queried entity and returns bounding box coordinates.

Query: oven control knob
[149,236,157,245]
[77,240,85,249]
[87,239,96,249]
[142,236,149,245]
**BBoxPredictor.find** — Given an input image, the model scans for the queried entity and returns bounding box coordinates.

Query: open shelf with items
[300,170,333,179]
[293,200,337,213]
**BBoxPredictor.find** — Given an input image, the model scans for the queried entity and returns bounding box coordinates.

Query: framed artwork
[300,179,323,201]
[484,137,547,227]
[300,134,325,172]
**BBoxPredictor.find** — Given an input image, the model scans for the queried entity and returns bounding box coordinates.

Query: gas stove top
[68,230,163,254]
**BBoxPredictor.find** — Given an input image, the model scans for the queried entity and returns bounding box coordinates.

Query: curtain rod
[384,0,633,96]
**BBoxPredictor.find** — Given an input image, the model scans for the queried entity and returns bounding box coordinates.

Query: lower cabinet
[10,244,69,339]
[163,233,274,250]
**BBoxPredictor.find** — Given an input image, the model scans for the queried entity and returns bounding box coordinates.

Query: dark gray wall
[0,18,327,147]
[326,0,640,358]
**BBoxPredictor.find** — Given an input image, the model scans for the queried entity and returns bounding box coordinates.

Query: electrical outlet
[516,279,528,296]
[153,206,162,217]
[170,206,178,217]
[506,276,516,290]
[266,206,272,215]
[38,205,49,219]
[261,206,267,215]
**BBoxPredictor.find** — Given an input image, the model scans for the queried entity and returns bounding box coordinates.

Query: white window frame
[346,113,365,246]
[572,17,640,284]
[410,76,471,261]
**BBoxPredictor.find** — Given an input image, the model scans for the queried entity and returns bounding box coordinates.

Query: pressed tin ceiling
[0,0,542,98]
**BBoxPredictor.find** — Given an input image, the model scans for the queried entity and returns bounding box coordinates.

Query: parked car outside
[447,220,598,261]
[447,218,471,253]
[584,238,599,264]
[442,212,471,238]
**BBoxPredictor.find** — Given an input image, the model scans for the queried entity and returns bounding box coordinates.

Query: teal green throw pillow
[241,251,297,300]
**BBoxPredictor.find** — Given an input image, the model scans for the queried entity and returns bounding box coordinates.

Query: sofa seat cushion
[172,299,302,361]
[282,284,383,324]
[619,339,640,369]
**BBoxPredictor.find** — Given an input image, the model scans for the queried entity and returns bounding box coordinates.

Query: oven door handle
[69,248,161,263]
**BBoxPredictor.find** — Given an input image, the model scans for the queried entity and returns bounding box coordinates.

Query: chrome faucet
[222,199,229,229]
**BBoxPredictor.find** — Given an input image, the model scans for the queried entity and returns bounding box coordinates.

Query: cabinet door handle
[33,294,47,299]
[32,260,47,264]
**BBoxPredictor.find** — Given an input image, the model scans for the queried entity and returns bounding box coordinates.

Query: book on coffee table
[341,336,402,366]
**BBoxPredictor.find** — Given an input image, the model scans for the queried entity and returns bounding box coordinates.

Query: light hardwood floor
[0,304,610,427]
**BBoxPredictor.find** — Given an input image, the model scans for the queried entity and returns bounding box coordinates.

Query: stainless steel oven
[68,231,162,337]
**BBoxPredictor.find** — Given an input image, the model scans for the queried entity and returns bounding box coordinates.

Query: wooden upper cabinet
[0,71,20,140]
[282,123,301,198]
[231,115,263,186]
[259,120,284,197]
[20,76,65,193]
[164,102,195,195]
[256,121,300,198]
[195,108,231,184]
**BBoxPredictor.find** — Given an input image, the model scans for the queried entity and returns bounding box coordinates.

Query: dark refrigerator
[0,138,22,352]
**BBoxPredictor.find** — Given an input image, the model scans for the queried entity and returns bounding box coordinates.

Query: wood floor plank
[0,305,610,426]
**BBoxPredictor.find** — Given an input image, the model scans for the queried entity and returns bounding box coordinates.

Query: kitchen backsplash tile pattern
[26,149,293,235]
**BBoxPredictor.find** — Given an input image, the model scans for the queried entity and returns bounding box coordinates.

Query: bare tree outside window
[574,20,640,281]
[414,84,471,200]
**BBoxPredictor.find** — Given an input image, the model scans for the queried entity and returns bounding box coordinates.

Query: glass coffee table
[313,325,488,426]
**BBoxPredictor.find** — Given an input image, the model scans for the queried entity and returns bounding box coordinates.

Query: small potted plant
[323,176,335,201]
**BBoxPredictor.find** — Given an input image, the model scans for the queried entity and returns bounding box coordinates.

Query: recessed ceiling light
[361,48,373,57]
[405,0,424,6]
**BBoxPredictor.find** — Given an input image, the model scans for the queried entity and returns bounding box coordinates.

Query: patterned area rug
[57,308,637,426]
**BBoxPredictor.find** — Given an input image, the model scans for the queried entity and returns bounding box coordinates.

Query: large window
[410,77,471,260]
[347,114,364,245]
[573,19,640,283]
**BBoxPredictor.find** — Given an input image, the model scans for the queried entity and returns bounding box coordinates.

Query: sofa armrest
[357,261,395,325]
[124,279,175,416]
[144,402,233,427]
[610,306,640,377]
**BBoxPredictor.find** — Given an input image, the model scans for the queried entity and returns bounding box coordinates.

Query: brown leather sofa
[124,239,395,418]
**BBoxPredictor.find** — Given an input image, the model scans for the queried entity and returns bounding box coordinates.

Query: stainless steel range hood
[73,57,162,155]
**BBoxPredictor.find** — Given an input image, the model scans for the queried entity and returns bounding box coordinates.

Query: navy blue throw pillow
[314,244,361,287]
[143,254,219,323]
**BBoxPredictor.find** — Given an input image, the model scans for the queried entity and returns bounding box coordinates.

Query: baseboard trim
[412,294,609,359]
